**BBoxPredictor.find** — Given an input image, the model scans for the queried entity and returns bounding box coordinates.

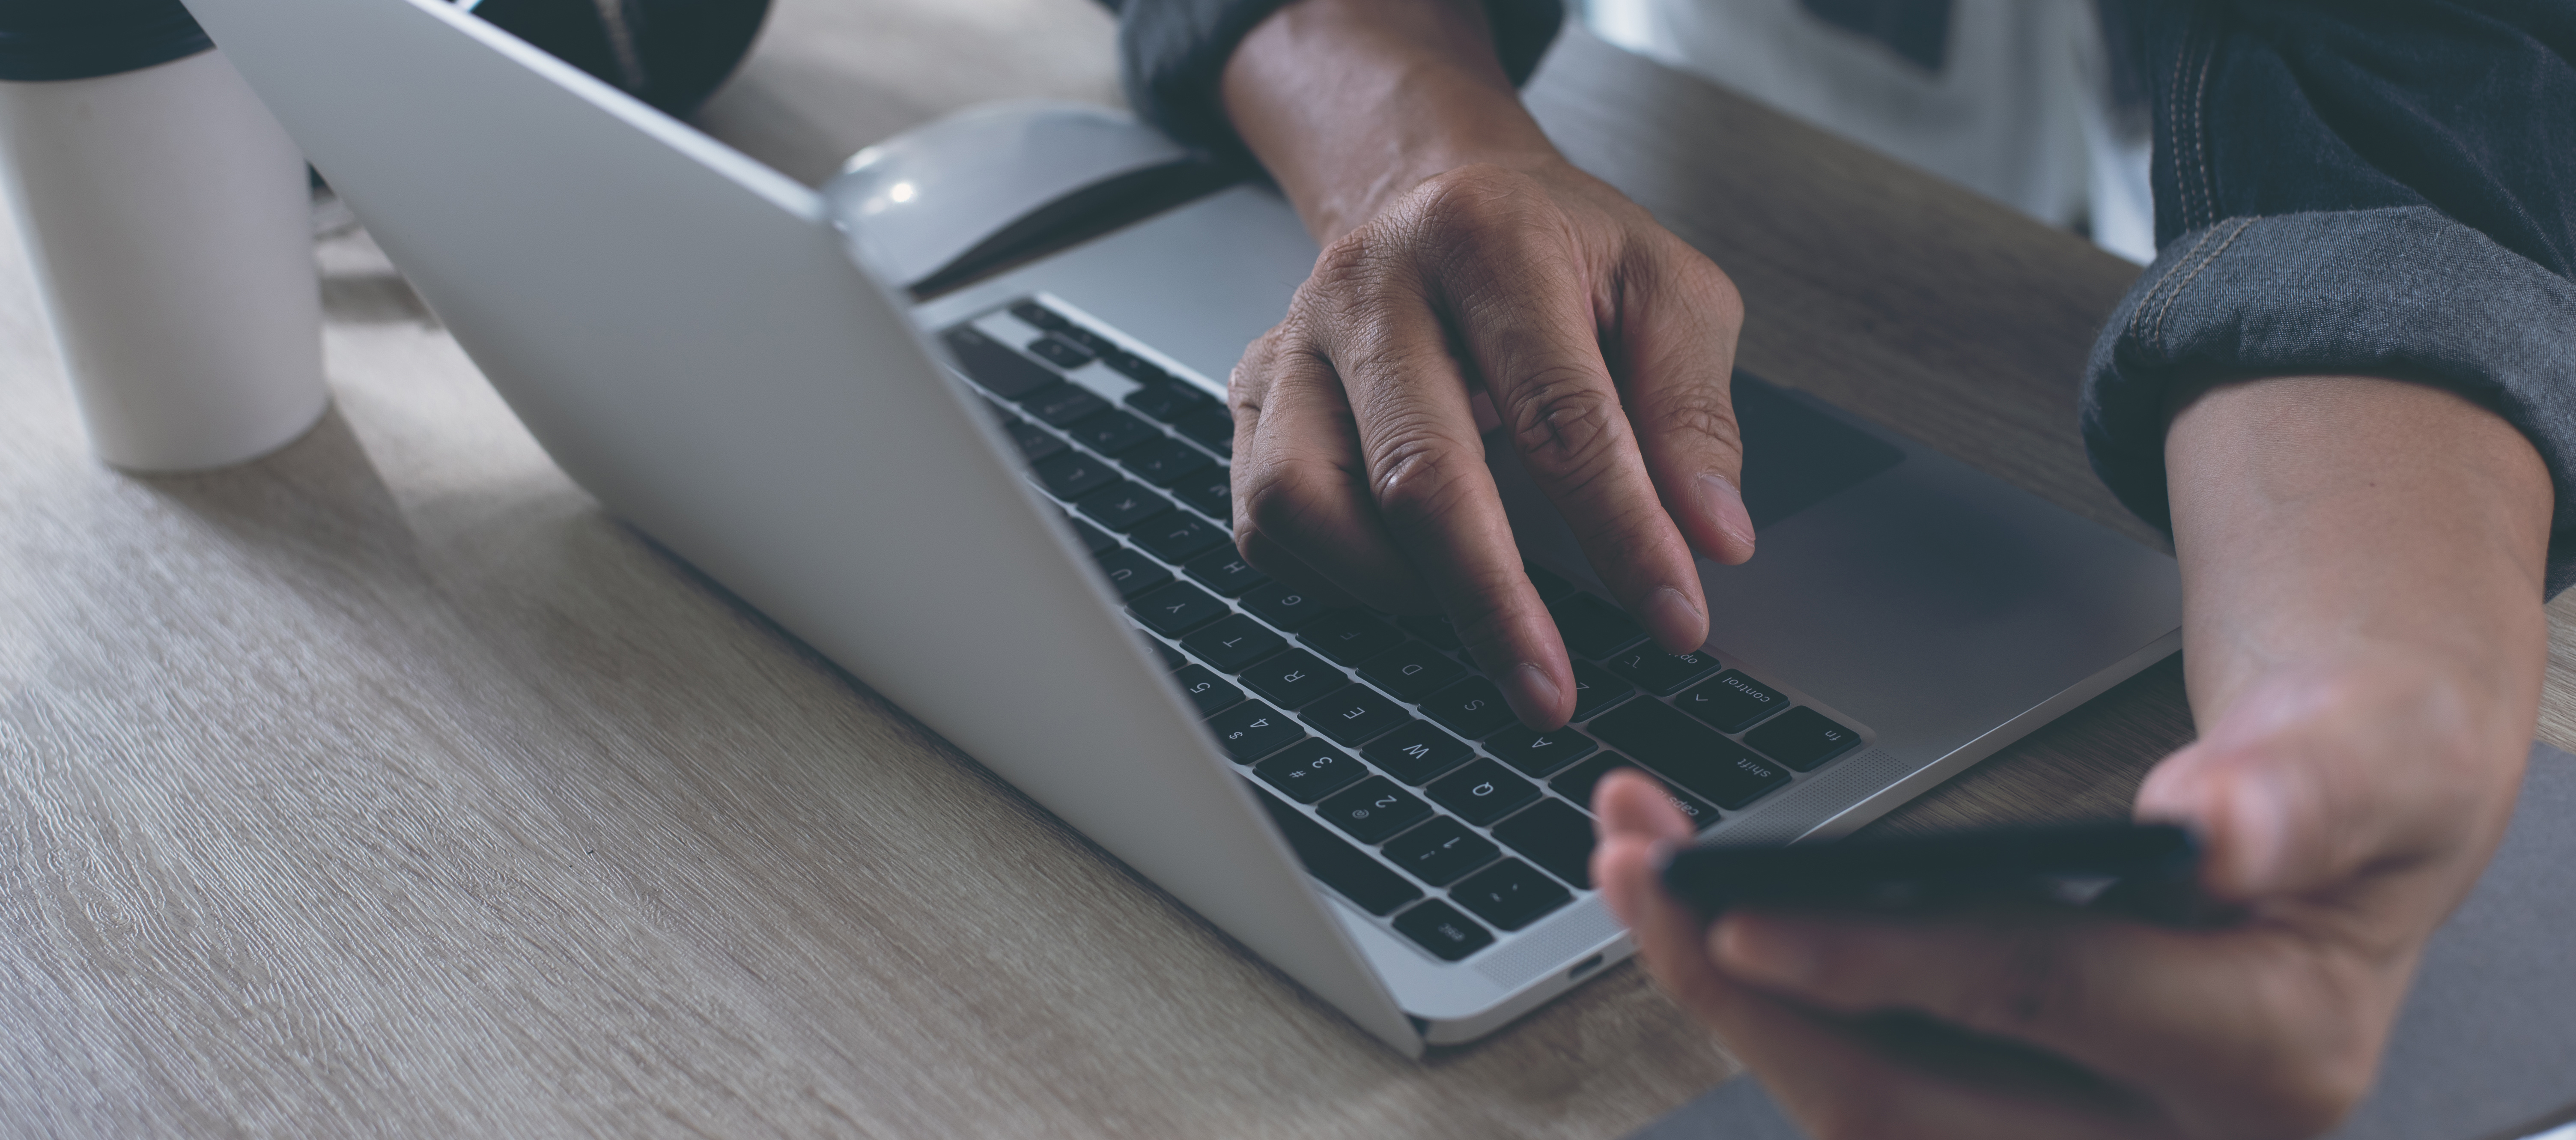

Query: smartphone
[1658,822,2204,922]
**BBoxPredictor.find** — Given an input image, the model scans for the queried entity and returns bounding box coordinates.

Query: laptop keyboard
[941,297,1866,964]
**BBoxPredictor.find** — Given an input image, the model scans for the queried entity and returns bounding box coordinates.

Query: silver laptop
[186,0,2183,1053]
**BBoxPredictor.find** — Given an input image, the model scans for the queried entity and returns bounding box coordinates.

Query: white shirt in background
[1585,0,2157,263]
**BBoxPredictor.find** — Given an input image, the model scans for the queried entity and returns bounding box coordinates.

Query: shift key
[1587,697,1789,809]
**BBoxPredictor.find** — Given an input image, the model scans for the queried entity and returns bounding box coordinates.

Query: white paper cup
[0,46,326,472]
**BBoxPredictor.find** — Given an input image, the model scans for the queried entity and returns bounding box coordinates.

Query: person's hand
[1227,157,1754,728]
[1217,0,1755,730]
[1592,374,2553,1139]
[1593,653,2526,1138]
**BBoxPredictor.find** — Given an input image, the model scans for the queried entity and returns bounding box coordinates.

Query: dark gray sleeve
[1089,0,1566,157]
[2084,1,2576,594]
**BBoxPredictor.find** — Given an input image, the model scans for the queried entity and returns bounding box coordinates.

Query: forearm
[1219,0,1557,240]
[2165,375,2552,736]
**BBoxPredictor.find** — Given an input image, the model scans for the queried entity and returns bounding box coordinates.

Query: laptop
[183,0,2183,1054]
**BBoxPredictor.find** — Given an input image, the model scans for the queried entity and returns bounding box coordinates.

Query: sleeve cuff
[1115,0,1565,157]
[2083,205,2576,595]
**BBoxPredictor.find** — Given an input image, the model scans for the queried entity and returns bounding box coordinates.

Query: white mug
[0,38,326,472]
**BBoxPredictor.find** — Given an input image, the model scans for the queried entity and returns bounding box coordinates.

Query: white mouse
[826,100,1199,289]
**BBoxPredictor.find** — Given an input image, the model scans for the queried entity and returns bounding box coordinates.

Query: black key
[1551,752,1722,831]
[1031,451,1120,499]
[1183,548,1269,597]
[1172,665,1244,718]
[1303,683,1410,746]
[1569,660,1636,721]
[1392,899,1494,961]
[1027,334,1094,369]
[1180,614,1286,674]
[1317,777,1432,844]
[1065,410,1158,455]
[1482,724,1598,778]
[1604,645,1723,696]
[1249,786,1422,916]
[1101,351,1169,385]
[1451,858,1572,931]
[1206,701,1303,762]
[1131,510,1230,561]
[1240,582,1328,630]
[1000,416,1065,462]
[1129,581,1228,637]
[1124,379,1213,423]
[1363,720,1476,785]
[1675,670,1788,733]
[1382,817,1500,886]
[1175,406,1235,456]
[1239,649,1345,709]
[1493,799,1599,888]
[1523,563,1577,603]
[1075,481,1171,531]
[941,325,1055,399]
[1547,751,1631,814]
[1090,545,1172,600]
[1357,641,1466,702]
[1119,436,1214,486]
[1172,469,1232,519]
[1059,325,1116,355]
[1020,380,1112,427]
[1007,299,1066,331]
[1549,594,1648,660]
[1255,740,1369,803]
[1425,758,1540,826]
[1395,614,1462,652]
[1142,634,1186,671]
[1418,677,1517,740]
[1742,706,1864,771]
[1300,609,1405,666]
[1589,698,1790,809]
[1070,518,1118,555]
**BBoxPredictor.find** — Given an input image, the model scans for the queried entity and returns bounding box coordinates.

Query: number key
[1205,700,1302,763]
[1172,665,1243,718]
[1315,777,1432,843]
[1254,741,1367,803]
[1382,817,1499,886]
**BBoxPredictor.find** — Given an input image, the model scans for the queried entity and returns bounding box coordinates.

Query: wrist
[1221,0,1566,240]
[2163,373,2551,773]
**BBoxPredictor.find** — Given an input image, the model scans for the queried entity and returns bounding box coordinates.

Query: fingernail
[1641,586,1705,655]
[1711,914,1816,986]
[1503,662,1563,725]
[1697,473,1756,564]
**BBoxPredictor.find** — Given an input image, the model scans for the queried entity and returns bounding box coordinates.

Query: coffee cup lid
[0,0,213,83]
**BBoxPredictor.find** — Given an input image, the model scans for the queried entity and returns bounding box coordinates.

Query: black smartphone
[1658,822,2204,922]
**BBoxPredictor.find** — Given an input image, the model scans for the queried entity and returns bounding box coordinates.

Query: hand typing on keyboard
[1208,0,1757,731]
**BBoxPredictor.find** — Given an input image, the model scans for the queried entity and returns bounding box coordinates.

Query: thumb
[2133,671,2482,901]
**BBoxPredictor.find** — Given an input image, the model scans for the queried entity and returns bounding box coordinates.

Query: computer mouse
[826,100,1211,291]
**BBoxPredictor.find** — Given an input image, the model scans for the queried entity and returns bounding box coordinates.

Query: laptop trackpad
[1732,373,1906,528]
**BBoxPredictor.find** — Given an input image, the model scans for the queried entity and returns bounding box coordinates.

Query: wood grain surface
[7,8,2573,1140]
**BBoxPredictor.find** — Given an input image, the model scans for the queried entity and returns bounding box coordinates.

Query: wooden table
[9,18,2576,1140]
